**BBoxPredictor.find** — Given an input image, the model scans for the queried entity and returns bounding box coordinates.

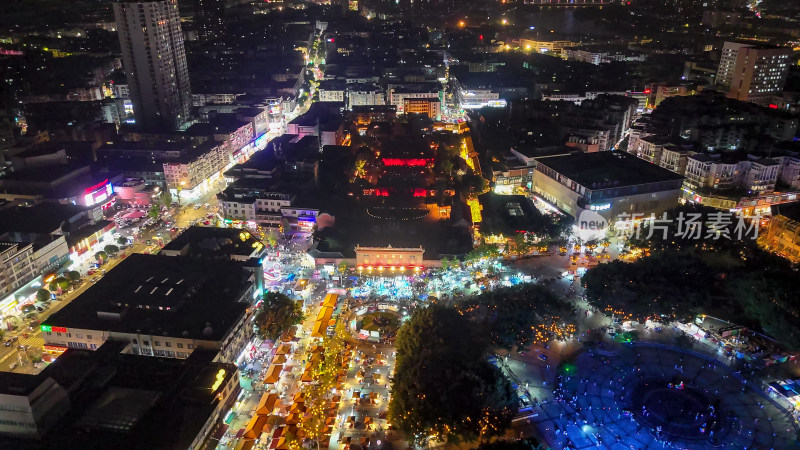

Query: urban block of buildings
[42,253,258,363]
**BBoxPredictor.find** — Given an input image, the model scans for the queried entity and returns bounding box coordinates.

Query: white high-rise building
[715,41,791,106]
[113,0,192,130]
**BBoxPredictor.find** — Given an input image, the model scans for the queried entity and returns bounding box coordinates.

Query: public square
[504,343,798,449]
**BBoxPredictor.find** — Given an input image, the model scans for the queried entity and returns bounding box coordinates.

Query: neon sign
[211,369,227,391]
[382,158,431,167]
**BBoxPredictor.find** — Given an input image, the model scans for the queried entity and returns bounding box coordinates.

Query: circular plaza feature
[348,303,406,342]
[630,378,724,441]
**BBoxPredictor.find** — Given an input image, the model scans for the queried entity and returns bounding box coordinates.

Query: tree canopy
[583,244,800,350]
[66,270,81,282]
[462,284,575,351]
[389,305,517,446]
[49,276,69,292]
[474,438,542,450]
[254,292,304,341]
[36,288,50,303]
[582,251,714,323]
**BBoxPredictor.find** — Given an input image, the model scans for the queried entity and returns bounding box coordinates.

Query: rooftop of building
[535,151,684,189]
[478,193,556,237]
[184,116,250,136]
[11,141,94,160]
[0,161,89,183]
[0,341,238,450]
[233,106,266,117]
[0,202,86,235]
[772,202,800,222]
[288,101,344,127]
[162,226,265,259]
[97,140,190,153]
[389,83,442,94]
[43,254,251,341]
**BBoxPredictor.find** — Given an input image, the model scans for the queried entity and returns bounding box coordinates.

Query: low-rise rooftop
[43,254,251,341]
[535,151,684,190]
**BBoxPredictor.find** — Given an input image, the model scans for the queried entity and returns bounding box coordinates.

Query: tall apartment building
[715,41,792,106]
[162,140,229,196]
[0,242,35,298]
[195,0,225,41]
[113,0,192,131]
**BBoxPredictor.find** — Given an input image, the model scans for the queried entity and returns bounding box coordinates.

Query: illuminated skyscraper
[113,0,192,130]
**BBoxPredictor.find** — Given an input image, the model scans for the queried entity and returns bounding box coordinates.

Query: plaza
[503,343,799,449]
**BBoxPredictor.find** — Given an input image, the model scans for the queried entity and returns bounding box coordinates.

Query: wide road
[0,197,219,373]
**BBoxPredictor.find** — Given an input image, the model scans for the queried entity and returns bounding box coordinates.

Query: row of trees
[33,269,85,305]
[583,205,800,349]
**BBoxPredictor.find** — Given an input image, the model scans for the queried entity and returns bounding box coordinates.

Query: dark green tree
[463,284,574,351]
[582,251,714,322]
[49,277,69,293]
[254,292,304,341]
[160,189,173,207]
[460,173,490,199]
[94,251,108,263]
[36,288,51,303]
[117,236,129,246]
[148,203,160,220]
[104,244,119,256]
[66,270,81,282]
[474,438,542,450]
[390,305,517,446]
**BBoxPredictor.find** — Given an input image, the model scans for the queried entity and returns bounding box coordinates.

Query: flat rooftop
[43,254,251,341]
[772,202,800,222]
[0,342,238,450]
[162,226,265,259]
[0,202,86,235]
[535,151,684,189]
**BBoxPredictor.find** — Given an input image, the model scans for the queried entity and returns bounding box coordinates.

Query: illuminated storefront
[81,179,116,210]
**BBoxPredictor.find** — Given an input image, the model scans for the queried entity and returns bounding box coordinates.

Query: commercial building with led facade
[531,152,683,223]
[355,245,425,272]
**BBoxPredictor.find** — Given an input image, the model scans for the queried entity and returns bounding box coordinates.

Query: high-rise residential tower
[715,41,792,106]
[113,0,192,131]
[195,0,226,41]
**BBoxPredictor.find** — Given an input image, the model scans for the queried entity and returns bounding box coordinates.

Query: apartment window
[131,338,138,344]
[154,341,161,346]
[143,340,150,346]
[165,341,171,347]
[187,344,194,349]
[87,335,92,339]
